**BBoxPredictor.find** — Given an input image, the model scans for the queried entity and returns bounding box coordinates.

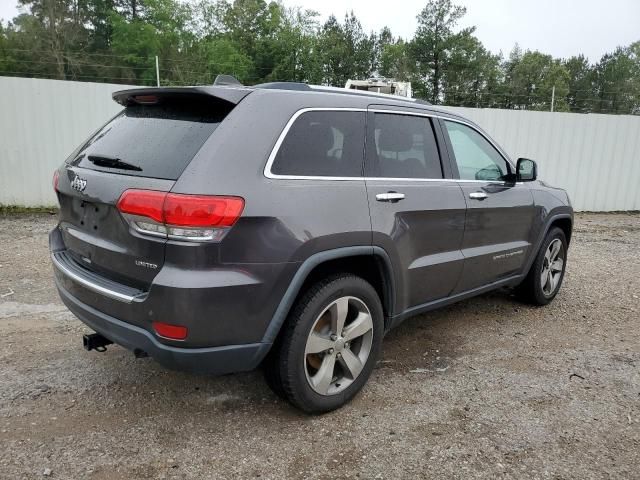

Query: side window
[443,120,510,181]
[271,111,365,177]
[368,113,443,179]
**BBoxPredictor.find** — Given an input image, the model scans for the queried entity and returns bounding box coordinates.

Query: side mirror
[517,158,537,182]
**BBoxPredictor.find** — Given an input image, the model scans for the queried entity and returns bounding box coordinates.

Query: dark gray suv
[50,81,573,412]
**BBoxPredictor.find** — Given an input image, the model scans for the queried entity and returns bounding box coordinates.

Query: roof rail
[249,79,432,105]
[253,82,311,91]
[309,85,431,105]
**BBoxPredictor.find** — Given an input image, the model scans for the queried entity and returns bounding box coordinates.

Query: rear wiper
[88,154,142,171]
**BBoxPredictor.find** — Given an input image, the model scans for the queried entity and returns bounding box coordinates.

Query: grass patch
[0,205,58,215]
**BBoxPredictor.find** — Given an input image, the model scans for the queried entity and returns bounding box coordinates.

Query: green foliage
[441,30,502,107]
[0,0,638,114]
[565,55,594,113]
[411,0,473,102]
[503,49,570,111]
[265,7,322,83]
[379,39,415,82]
[314,13,376,87]
[592,44,640,114]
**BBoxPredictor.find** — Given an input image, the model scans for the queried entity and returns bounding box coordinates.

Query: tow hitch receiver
[83,333,113,352]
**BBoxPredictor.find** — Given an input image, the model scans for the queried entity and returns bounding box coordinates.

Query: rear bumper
[55,275,269,375]
[50,225,298,351]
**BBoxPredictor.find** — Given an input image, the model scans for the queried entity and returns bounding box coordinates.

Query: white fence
[1,76,639,210]
[445,107,640,212]
[0,77,134,207]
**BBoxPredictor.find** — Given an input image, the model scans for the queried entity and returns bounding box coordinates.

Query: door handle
[469,192,488,200]
[376,192,405,202]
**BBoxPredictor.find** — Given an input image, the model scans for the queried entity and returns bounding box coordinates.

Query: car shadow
[85,287,529,418]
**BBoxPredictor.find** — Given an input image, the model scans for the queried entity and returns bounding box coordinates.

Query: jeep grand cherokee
[50,80,573,412]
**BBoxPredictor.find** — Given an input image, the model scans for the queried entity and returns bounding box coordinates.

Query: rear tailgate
[56,170,174,288]
[54,88,249,290]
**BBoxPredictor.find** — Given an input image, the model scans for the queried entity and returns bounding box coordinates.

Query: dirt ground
[0,212,638,479]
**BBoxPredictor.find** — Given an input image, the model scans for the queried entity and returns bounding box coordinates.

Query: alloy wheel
[304,296,374,395]
[540,238,564,296]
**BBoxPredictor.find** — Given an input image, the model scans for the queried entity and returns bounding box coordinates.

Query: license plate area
[75,199,108,233]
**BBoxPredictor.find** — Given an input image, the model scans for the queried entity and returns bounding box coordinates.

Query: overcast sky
[1,0,638,62]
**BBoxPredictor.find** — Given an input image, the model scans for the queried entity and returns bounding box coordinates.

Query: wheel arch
[260,246,396,349]
[522,212,573,277]
[550,216,573,245]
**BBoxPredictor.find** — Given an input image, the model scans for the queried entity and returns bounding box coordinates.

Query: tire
[264,274,384,413]
[517,227,568,305]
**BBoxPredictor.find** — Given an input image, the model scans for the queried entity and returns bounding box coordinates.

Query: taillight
[53,170,59,192]
[117,190,165,223]
[152,321,188,340]
[116,189,244,242]
[164,194,244,227]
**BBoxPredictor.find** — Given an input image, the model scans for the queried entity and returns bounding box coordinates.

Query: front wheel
[517,227,568,305]
[264,274,384,413]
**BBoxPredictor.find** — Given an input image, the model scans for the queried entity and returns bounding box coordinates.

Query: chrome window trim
[369,108,515,170]
[264,108,367,181]
[364,177,456,183]
[263,106,515,181]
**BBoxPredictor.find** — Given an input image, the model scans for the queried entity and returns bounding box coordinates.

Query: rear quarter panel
[169,91,373,342]
[172,90,373,264]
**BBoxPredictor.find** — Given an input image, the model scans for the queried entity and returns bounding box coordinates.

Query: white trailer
[344,78,412,98]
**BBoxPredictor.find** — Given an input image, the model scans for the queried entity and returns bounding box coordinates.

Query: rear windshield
[68,96,230,179]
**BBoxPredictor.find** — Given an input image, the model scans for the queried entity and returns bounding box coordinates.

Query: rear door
[365,108,466,312]
[55,91,236,289]
[439,119,535,293]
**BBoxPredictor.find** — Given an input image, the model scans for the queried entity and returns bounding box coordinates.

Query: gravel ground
[0,212,638,479]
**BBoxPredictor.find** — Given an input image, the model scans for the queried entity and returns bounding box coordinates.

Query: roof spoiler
[112,86,251,107]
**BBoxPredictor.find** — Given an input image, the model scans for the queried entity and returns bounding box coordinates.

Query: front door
[365,109,467,313]
[439,119,536,293]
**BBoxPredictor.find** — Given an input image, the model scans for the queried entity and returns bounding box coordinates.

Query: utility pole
[155,56,160,87]
[550,85,555,112]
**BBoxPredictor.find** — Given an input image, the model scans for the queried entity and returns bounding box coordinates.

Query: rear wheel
[517,227,567,305]
[264,274,383,413]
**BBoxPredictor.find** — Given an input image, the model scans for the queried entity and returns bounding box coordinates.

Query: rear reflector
[116,189,244,242]
[152,321,188,340]
[53,170,59,192]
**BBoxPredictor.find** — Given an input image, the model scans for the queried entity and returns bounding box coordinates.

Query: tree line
[1,0,639,114]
